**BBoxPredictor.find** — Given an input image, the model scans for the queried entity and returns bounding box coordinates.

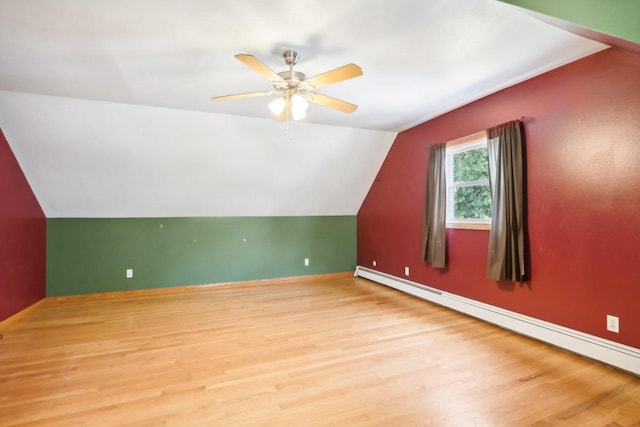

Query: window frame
[445,131,492,230]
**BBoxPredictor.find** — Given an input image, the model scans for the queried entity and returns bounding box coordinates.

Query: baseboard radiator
[354,266,640,376]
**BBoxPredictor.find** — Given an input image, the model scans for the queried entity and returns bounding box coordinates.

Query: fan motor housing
[275,70,313,90]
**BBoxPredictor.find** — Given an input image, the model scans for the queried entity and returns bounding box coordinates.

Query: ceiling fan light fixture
[269,93,308,121]
[268,97,287,116]
[291,94,308,120]
[213,50,362,121]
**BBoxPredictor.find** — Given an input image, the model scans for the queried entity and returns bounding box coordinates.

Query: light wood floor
[1,276,639,426]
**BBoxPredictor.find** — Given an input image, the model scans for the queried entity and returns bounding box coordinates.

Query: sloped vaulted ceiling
[0,91,395,217]
[0,0,606,218]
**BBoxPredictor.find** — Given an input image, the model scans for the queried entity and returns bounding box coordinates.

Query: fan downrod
[275,50,310,90]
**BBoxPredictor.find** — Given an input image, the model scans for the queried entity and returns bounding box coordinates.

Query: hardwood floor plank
[1,277,639,426]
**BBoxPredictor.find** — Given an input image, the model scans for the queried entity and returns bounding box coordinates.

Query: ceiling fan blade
[306,93,358,114]
[275,102,292,122]
[211,91,274,102]
[235,54,284,82]
[306,64,363,89]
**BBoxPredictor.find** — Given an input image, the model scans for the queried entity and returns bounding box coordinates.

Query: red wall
[358,47,640,348]
[0,129,46,322]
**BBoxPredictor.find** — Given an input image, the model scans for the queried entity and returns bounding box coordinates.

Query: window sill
[446,222,491,231]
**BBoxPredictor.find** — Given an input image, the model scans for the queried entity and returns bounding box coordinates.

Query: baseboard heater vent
[354,266,640,376]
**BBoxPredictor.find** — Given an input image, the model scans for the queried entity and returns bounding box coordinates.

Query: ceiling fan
[211,50,363,122]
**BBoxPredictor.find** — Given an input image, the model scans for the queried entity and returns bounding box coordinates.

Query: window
[445,133,491,230]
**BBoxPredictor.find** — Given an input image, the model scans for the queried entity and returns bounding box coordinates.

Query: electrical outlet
[606,315,619,333]
[126,268,133,279]
[304,258,309,266]
[404,266,410,276]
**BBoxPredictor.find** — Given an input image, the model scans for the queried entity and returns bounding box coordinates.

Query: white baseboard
[355,266,640,376]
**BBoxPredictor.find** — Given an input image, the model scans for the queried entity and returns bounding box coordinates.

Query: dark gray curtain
[486,120,527,281]
[423,143,447,268]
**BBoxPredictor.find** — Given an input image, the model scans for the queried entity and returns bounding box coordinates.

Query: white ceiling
[0,0,607,218]
[0,90,395,217]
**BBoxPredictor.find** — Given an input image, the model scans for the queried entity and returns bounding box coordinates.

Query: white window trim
[445,133,491,230]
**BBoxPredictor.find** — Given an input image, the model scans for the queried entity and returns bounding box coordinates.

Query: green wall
[499,0,640,44]
[47,216,356,296]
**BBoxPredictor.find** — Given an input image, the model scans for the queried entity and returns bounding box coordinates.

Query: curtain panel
[422,143,447,268]
[486,120,527,281]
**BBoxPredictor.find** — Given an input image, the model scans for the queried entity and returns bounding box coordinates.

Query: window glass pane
[453,185,492,219]
[453,147,489,183]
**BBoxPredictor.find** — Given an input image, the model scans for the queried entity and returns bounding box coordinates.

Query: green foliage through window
[453,185,492,219]
[453,148,489,182]
[447,142,492,223]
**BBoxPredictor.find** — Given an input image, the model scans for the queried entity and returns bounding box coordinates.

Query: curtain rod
[429,116,534,149]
